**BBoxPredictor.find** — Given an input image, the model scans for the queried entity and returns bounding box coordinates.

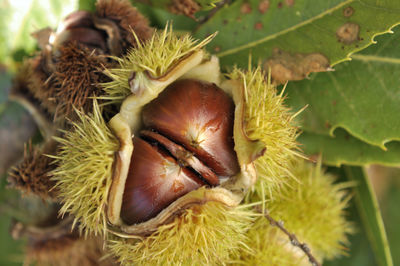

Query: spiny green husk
[51,101,119,236]
[229,67,301,198]
[237,218,309,266]
[101,25,215,103]
[244,159,353,263]
[108,201,256,265]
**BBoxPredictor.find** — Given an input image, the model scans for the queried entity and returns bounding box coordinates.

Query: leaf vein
[216,0,355,57]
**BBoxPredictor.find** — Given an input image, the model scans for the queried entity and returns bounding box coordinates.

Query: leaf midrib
[351,54,400,64]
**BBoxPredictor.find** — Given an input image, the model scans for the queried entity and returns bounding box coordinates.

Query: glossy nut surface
[121,137,205,224]
[121,79,240,225]
[142,79,239,177]
[56,10,107,51]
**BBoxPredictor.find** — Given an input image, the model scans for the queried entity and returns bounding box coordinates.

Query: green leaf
[324,178,375,266]
[299,129,400,167]
[286,27,400,150]
[0,0,77,66]
[382,181,400,266]
[0,176,25,266]
[133,0,219,13]
[78,0,96,12]
[133,2,197,31]
[343,166,393,266]
[194,0,400,71]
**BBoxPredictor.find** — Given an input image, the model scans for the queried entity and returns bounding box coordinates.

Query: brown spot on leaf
[325,121,331,129]
[343,6,354,17]
[214,46,221,52]
[332,100,337,106]
[336,22,360,44]
[277,2,283,8]
[258,0,270,14]
[285,0,295,7]
[254,22,263,30]
[240,2,252,14]
[264,49,330,84]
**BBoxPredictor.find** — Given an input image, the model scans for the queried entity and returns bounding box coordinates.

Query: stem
[257,207,321,266]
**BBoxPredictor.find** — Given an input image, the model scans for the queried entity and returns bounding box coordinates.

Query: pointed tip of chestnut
[142,79,240,177]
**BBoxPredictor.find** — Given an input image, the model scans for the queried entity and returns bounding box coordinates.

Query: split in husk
[50,27,327,266]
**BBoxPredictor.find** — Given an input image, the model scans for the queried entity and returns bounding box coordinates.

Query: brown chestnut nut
[53,11,108,52]
[142,79,240,177]
[120,79,240,225]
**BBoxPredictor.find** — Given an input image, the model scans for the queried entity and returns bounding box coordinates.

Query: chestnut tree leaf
[343,166,393,266]
[133,0,220,15]
[286,27,400,151]
[324,169,380,266]
[194,0,400,77]
[381,181,400,266]
[133,2,197,31]
[299,129,400,167]
[78,0,96,12]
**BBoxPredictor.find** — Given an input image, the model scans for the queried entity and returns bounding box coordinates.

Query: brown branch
[257,207,321,266]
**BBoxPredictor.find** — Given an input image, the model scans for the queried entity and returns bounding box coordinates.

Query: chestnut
[120,79,240,225]
[50,29,301,264]
[52,31,272,239]
[52,10,108,52]
[142,79,240,177]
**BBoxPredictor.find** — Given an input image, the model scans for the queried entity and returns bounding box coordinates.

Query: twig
[257,207,321,266]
